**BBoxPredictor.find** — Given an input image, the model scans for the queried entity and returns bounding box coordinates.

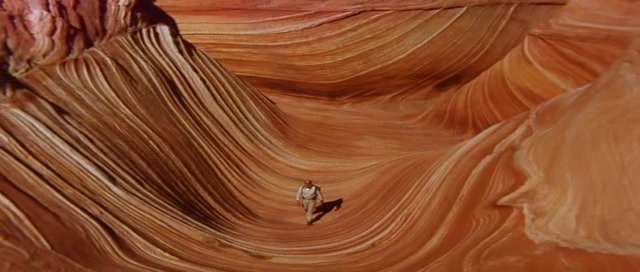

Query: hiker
[296,180,324,225]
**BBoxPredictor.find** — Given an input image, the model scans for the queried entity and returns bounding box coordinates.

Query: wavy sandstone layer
[1,0,640,271]
[500,43,640,255]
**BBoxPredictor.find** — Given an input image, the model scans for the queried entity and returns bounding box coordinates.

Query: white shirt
[296,185,323,201]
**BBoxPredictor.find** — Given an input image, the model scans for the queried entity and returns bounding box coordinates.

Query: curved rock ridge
[162,2,564,100]
[0,0,639,271]
[500,42,640,255]
[420,0,640,132]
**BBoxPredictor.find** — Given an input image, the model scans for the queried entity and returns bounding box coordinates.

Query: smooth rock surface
[0,0,639,271]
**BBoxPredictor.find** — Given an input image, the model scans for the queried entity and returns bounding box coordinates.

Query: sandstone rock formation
[1,0,639,271]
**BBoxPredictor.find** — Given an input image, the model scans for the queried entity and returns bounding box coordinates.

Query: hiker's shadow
[310,198,343,224]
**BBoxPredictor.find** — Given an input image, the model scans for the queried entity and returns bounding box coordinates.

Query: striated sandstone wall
[0,0,639,271]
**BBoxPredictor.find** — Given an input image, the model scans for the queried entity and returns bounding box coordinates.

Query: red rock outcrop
[0,0,639,271]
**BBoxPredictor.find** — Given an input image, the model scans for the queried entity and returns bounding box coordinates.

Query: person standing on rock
[296,180,324,225]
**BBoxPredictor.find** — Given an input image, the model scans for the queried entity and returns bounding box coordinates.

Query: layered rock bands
[0,0,639,271]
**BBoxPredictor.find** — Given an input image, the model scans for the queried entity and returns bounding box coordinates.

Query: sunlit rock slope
[1,0,639,271]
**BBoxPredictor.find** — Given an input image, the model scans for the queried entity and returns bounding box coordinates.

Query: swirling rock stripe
[156,0,565,12]
[0,0,639,271]
[500,42,640,256]
[0,22,639,270]
[163,3,562,99]
[421,0,640,133]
